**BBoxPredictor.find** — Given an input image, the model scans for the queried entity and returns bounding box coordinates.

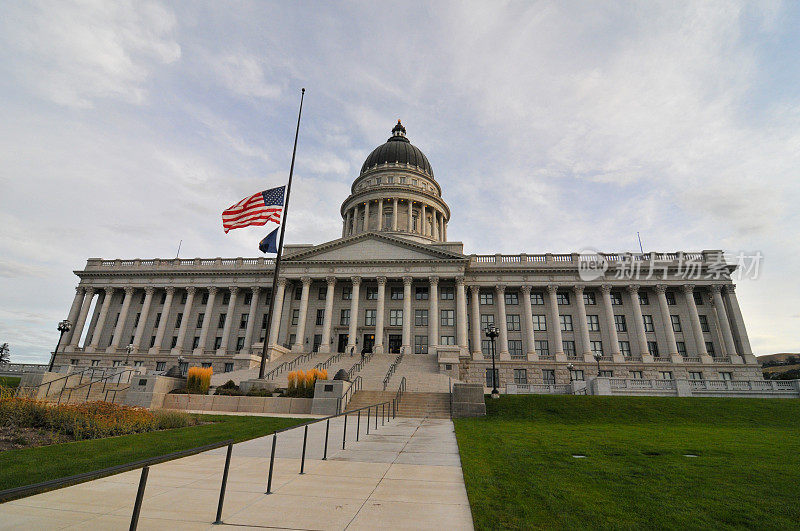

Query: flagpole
[259,88,305,379]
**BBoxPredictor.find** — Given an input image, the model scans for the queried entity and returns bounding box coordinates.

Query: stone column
[600,284,621,360]
[63,287,86,346]
[131,287,155,351]
[88,288,114,351]
[627,285,652,361]
[374,277,387,354]
[292,277,312,352]
[268,279,288,347]
[218,287,238,354]
[469,285,481,359]
[377,200,384,231]
[407,200,413,232]
[243,287,260,352]
[546,284,565,361]
[655,285,679,360]
[342,211,349,238]
[428,276,439,354]
[432,210,438,241]
[319,277,336,353]
[520,286,538,361]
[495,285,510,359]
[151,287,175,353]
[711,285,739,361]
[402,276,413,352]
[196,287,217,354]
[572,285,593,362]
[110,287,134,350]
[682,285,710,362]
[456,277,468,353]
[363,201,370,232]
[420,204,427,236]
[69,287,95,348]
[724,285,755,363]
[392,198,399,231]
[173,287,195,353]
[347,277,361,352]
[439,213,445,241]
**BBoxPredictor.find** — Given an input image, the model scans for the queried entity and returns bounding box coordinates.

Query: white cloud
[208,54,281,100]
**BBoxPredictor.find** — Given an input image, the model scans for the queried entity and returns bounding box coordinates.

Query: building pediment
[283,233,467,263]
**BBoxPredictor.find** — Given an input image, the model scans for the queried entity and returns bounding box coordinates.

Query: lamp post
[484,325,500,398]
[48,319,72,372]
[567,362,575,383]
[593,351,602,377]
[125,343,134,365]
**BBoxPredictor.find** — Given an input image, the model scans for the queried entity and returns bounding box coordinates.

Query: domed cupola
[341,120,450,244]
[360,120,434,178]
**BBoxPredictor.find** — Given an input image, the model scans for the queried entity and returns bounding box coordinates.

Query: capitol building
[54,121,761,388]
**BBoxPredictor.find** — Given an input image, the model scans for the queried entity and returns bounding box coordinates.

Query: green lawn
[0,376,21,389]
[0,414,304,491]
[454,395,800,530]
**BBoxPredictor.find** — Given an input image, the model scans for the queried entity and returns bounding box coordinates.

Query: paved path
[0,416,473,530]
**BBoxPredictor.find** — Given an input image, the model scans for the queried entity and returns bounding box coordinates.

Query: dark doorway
[388,335,402,354]
[337,334,349,353]
[362,334,375,352]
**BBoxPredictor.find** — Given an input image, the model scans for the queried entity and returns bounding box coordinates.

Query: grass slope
[454,395,800,530]
[0,377,20,388]
[0,414,304,491]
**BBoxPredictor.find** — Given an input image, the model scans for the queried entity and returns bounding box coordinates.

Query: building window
[171,336,177,348]
[543,369,556,384]
[619,341,631,356]
[441,335,456,346]
[693,291,704,305]
[614,315,627,332]
[480,292,493,305]
[660,371,673,380]
[559,315,573,331]
[201,292,209,304]
[318,287,326,300]
[630,370,643,379]
[239,313,248,329]
[480,314,495,329]
[365,287,378,300]
[291,309,299,326]
[535,340,549,356]
[440,287,454,300]
[214,337,222,349]
[340,309,350,326]
[508,340,523,358]
[415,309,428,326]
[557,292,570,305]
[154,312,161,328]
[224,363,234,373]
[481,339,492,356]
[414,335,428,354]
[415,287,429,300]
[316,309,325,326]
[365,310,376,326]
[583,292,596,305]
[587,315,600,331]
[289,334,296,345]
[294,288,302,300]
[648,341,659,357]
[643,315,654,332]
[610,292,622,305]
[698,315,710,332]
[70,359,80,365]
[175,313,183,329]
[591,341,603,356]
[218,314,226,329]
[486,368,499,387]
[149,336,156,348]
[391,287,404,300]
[705,341,715,355]
[441,310,455,327]
[201,362,212,369]
[236,337,245,350]
[192,337,199,349]
[196,313,204,328]
[156,361,166,371]
[342,286,352,300]
[506,314,520,331]
[513,369,527,384]
[112,360,123,367]
[666,292,676,305]
[505,292,519,305]
[563,340,575,356]
[261,314,269,330]
[689,371,703,380]
[569,368,584,381]
[181,292,187,304]
[720,372,732,381]
[599,370,614,377]
[134,312,140,327]
[670,315,682,332]
[532,315,547,332]
[676,342,687,356]
[222,292,230,305]
[531,292,544,305]
[638,292,649,305]
[243,292,252,305]
[386,309,400,326]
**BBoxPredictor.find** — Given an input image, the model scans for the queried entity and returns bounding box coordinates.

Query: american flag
[222,186,285,233]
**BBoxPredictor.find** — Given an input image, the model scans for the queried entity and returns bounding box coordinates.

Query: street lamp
[484,325,500,398]
[593,351,603,377]
[48,319,72,372]
[125,343,134,365]
[567,362,575,383]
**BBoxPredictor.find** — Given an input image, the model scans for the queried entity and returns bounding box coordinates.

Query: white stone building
[54,121,762,386]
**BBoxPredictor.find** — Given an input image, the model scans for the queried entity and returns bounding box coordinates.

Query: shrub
[187,367,213,394]
[218,379,238,390]
[152,409,193,429]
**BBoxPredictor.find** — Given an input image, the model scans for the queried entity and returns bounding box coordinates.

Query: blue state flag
[259,227,279,254]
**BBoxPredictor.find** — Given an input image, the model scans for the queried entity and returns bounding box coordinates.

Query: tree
[0,343,9,365]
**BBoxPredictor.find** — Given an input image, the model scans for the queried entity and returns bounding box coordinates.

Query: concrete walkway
[0,416,473,530]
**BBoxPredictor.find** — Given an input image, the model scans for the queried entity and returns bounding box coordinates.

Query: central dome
[359,120,434,178]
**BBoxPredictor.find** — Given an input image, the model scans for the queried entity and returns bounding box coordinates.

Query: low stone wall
[162,393,312,414]
[451,383,485,417]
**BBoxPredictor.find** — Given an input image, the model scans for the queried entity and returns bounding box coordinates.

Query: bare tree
[0,343,9,365]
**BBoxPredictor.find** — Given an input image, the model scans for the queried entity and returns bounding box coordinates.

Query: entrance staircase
[346,390,451,419]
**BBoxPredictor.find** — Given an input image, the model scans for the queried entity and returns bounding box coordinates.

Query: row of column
[342,198,446,240]
[467,283,750,362]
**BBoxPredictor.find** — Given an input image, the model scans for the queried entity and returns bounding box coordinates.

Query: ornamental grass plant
[187,367,213,394]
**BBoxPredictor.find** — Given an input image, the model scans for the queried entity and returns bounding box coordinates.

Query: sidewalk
[0,416,474,530]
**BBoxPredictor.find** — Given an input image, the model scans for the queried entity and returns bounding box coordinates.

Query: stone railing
[682,357,701,363]
[506,383,572,395]
[599,377,799,398]
[86,257,276,270]
[469,250,721,267]
[610,378,677,390]
[0,363,49,374]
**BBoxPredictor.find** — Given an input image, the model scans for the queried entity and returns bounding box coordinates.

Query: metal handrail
[15,366,102,399]
[347,352,374,379]
[395,376,406,408]
[58,369,136,405]
[264,351,316,380]
[382,352,404,390]
[337,376,362,413]
[315,352,343,371]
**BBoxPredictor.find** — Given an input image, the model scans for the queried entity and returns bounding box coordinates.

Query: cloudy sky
[1,0,798,363]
